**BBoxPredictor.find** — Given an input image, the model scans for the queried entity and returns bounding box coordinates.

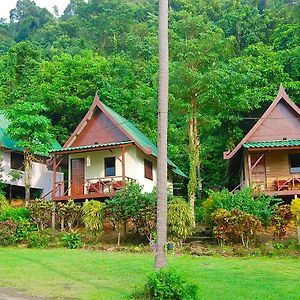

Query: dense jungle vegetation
[0,0,299,196]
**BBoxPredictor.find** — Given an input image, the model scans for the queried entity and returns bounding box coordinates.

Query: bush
[194,205,204,223]
[271,204,292,240]
[168,198,193,245]
[0,194,10,214]
[0,207,30,222]
[28,199,54,231]
[203,188,281,226]
[27,231,50,248]
[212,208,262,247]
[145,268,198,300]
[0,220,17,246]
[61,232,83,249]
[82,200,105,241]
[291,198,300,226]
[56,200,82,231]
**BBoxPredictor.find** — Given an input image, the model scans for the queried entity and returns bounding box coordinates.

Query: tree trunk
[155,0,169,270]
[117,230,121,247]
[24,149,32,205]
[187,96,199,227]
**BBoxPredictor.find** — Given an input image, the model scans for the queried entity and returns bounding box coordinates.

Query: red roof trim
[224,84,300,160]
[63,94,152,155]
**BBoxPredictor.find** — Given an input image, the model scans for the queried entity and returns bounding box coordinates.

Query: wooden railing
[52,176,135,199]
[273,176,300,191]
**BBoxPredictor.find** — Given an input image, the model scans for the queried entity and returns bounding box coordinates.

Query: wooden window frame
[105,157,116,177]
[144,159,153,180]
[289,153,300,174]
[11,152,25,171]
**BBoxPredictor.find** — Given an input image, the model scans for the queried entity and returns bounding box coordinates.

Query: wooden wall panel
[72,108,129,147]
[265,150,300,189]
[248,100,300,142]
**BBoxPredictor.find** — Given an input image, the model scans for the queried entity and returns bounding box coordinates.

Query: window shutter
[144,159,153,180]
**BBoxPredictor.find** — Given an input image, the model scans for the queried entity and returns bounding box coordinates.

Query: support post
[52,155,57,200]
[247,151,252,186]
[122,145,125,181]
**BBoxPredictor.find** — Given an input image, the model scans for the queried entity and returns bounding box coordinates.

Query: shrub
[145,268,198,300]
[212,209,262,247]
[194,205,204,223]
[271,204,292,240]
[56,200,82,231]
[203,188,281,226]
[168,198,193,245]
[0,220,17,246]
[0,194,10,214]
[28,199,54,231]
[61,232,83,249]
[82,200,105,241]
[107,183,157,243]
[291,198,300,226]
[27,231,50,248]
[15,219,36,241]
[0,207,30,222]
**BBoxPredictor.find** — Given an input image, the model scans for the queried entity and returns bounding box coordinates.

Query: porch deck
[233,176,300,197]
[50,176,134,201]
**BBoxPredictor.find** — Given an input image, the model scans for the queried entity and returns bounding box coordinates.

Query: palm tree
[155,0,168,270]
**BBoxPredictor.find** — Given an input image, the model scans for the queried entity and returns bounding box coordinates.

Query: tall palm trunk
[155,0,168,270]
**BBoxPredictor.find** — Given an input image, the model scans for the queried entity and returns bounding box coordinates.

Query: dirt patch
[0,287,46,300]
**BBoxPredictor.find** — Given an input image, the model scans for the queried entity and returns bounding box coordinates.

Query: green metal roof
[0,112,61,156]
[102,103,187,178]
[54,141,132,153]
[244,139,300,148]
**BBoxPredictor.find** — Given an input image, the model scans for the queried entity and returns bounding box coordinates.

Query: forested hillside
[0,0,299,196]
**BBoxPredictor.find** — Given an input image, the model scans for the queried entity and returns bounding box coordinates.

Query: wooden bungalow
[224,84,300,198]
[50,94,185,201]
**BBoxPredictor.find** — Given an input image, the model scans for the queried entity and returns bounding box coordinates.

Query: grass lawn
[0,248,299,299]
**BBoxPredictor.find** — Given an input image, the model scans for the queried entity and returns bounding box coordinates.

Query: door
[250,153,266,191]
[71,158,85,196]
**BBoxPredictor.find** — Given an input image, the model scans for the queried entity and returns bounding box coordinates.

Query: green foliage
[291,198,300,226]
[0,220,18,246]
[56,200,81,231]
[271,205,292,240]
[167,198,193,243]
[0,207,30,222]
[28,199,54,231]
[82,200,105,241]
[27,231,50,248]
[0,195,10,214]
[212,209,262,247]
[144,268,198,300]
[61,232,83,249]
[203,188,281,226]
[194,205,204,223]
[107,183,157,241]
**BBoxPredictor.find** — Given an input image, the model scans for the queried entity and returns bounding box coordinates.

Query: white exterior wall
[68,146,173,194]
[1,149,63,200]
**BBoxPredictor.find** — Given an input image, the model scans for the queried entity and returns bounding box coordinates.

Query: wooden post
[122,145,125,181]
[51,202,56,235]
[52,155,57,200]
[247,151,252,186]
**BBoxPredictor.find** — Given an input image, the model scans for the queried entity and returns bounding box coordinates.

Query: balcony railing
[51,176,135,200]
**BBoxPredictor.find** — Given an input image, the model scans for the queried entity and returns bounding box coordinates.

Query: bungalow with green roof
[0,112,63,200]
[224,85,300,198]
[51,94,185,201]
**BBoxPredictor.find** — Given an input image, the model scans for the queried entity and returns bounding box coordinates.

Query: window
[289,154,300,173]
[11,153,24,171]
[105,157,115,176]
[144,159,153,180]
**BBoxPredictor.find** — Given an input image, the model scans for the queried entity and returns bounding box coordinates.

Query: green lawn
[0,248,299,300]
